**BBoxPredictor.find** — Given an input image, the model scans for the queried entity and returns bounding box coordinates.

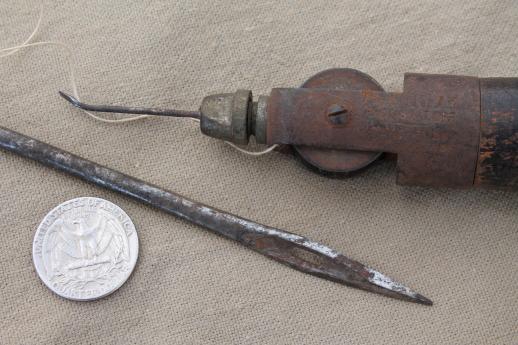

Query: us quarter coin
[32,197,139,301]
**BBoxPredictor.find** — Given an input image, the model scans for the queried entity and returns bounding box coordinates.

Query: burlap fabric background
[1,1,517,344]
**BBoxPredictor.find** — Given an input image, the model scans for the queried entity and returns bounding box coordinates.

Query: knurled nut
[254,95,268,144]
[232,89,252,145]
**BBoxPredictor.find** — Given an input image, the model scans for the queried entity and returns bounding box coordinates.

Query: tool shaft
[0,126,431,305]
[0,127,252,241]
[59,92,201,119]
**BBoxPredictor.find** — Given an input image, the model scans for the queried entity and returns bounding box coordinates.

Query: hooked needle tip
[58,91,201,119]
[59,91,81,108]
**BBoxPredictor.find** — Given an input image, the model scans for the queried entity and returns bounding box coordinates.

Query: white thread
[1,5,149,124]
[1,4,278,155]
[188,118,278,155]
[0,3,43,58]
[0,40,151,124]
[225,142,278,155]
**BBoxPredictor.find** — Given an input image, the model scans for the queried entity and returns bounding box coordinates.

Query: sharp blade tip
[364,267,433,306]
[414,293,433,306]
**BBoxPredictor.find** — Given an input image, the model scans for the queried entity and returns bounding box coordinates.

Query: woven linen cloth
[1,1,517,344]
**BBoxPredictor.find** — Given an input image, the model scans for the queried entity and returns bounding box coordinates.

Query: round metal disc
[32,197,139,301]
[294,68,384,174]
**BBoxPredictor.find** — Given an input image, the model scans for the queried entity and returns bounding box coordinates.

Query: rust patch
[267,72,481,187]
[475,78,518,187]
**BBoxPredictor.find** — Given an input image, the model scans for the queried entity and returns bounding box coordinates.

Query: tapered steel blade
[0,126,432,305]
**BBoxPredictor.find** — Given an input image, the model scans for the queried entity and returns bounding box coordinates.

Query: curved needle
[59,91,201,119]
[0,126,432,306]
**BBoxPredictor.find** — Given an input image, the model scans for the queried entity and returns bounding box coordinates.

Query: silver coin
[32,197,139,301]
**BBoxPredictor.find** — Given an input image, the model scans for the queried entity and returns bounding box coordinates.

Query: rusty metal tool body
[0,126,432,305]
[62,68,518,188]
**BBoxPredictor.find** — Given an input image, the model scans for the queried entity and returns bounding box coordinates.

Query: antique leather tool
[60,68,518,188]
[0,126,431,305]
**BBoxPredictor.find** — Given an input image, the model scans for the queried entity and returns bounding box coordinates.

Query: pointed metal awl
[0,125,432,305]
